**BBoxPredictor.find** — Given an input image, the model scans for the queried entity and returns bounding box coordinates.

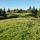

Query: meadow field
[0,0,40,40]
[0,16,40,40]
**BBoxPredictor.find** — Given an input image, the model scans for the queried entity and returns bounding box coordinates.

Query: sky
[0,0,40,10]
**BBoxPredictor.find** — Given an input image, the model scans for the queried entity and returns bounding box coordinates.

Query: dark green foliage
[13,9,27,13]
[21,35,24,40]
[36,30,39,34]
[32,7,38,17]
[17,9,22,13]
[35,8,38,17]
[0,8,3,16]
[7,8,10,12]
[13,9,16,13]
[0,8,7,19]
[13,8,19,13]
[36,37,40,40]
[3,8,7,19]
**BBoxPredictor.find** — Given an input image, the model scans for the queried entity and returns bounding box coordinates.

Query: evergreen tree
[32,6,35,13]
[3,8,7,19]
[17,9,22,13]
[32,7,38,17]
[35,8,38,17]
[7,8,10,12]
[0,8,2,16]
[27,6,32,13]
[32,6,36,16]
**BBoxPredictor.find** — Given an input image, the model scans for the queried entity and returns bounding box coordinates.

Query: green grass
[0,17,40,40]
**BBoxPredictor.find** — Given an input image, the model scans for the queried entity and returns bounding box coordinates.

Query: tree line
[0,8,7,19]
[0,6,40,19]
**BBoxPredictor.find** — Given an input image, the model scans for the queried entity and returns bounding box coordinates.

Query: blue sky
[0,0,40,10]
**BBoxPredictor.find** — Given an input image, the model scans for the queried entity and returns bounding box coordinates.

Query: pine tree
[0,8,2,16]
[35,8,38,17]
[3,8,7,19]
[7,8,10,12]
[32,6,35,15]
[27,6,32,13]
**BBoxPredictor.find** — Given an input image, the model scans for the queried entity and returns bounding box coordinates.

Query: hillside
[0,17,40,40]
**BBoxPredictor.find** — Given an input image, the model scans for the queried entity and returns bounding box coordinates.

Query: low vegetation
[0,17,40,40]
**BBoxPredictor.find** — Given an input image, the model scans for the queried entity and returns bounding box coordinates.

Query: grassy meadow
[0,13,40,40]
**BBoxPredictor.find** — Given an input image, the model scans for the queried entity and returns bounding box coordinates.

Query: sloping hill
[0,18,40,40]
